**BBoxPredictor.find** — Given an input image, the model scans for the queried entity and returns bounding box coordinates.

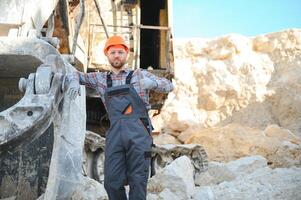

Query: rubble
[152,29,301,171]
[146,155,301,200]
[148,156,195,200]
[193,167,301,200]
[181,123,301,168]
[159,29,301,136]
[70,177,108,200]
[194,155,267,186]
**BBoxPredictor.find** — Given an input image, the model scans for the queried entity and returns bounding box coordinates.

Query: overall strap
[107,72,112,88]
[125,70,134,84]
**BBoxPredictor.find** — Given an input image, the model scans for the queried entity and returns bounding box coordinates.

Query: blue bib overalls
[103,71,153,200]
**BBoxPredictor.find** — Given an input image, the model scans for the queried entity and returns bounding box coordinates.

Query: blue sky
[173,0,301,38]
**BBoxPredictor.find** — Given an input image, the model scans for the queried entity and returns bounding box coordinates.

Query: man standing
[67,35,173,200]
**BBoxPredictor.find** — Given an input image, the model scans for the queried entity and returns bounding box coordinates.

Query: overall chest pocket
[109,95,132,114]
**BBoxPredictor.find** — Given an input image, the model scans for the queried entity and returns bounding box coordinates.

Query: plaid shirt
[68,68,174,109]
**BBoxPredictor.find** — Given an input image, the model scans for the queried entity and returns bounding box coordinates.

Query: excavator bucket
[0,38,86,200]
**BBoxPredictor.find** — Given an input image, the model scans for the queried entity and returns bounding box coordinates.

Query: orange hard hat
[103,35,129,55]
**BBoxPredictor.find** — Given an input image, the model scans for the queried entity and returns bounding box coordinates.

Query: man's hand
[67,80,81,100]
[137,69,158,90]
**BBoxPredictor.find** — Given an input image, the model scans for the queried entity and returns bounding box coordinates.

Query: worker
[67,35,174,200]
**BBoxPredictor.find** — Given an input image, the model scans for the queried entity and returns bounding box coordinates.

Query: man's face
[106,46,128,69]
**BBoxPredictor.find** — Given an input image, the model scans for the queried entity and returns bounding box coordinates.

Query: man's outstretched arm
[67,71,105,89]
[66,71,105,100]
[138,69,174,93]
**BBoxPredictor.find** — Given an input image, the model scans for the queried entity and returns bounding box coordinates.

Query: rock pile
[153,29,301,168]
[73,154,301,200]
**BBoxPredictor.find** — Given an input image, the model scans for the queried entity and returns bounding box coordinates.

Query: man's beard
[110,59,126,69]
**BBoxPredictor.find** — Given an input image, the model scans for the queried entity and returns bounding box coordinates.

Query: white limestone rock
[159,29,301,140]
[194,162,235,186]
[195,155,267,186]
[71,177,108,200]
[147,189,182,200]
[158,189,182,200]
[148,156,195,200]
[193,167,301,200]
[226,155,267,175]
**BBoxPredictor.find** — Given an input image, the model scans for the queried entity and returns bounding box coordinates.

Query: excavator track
[84,131,209,183]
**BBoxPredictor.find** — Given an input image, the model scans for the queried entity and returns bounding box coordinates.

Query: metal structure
[0,36,87,199]
[0,0,87,199]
